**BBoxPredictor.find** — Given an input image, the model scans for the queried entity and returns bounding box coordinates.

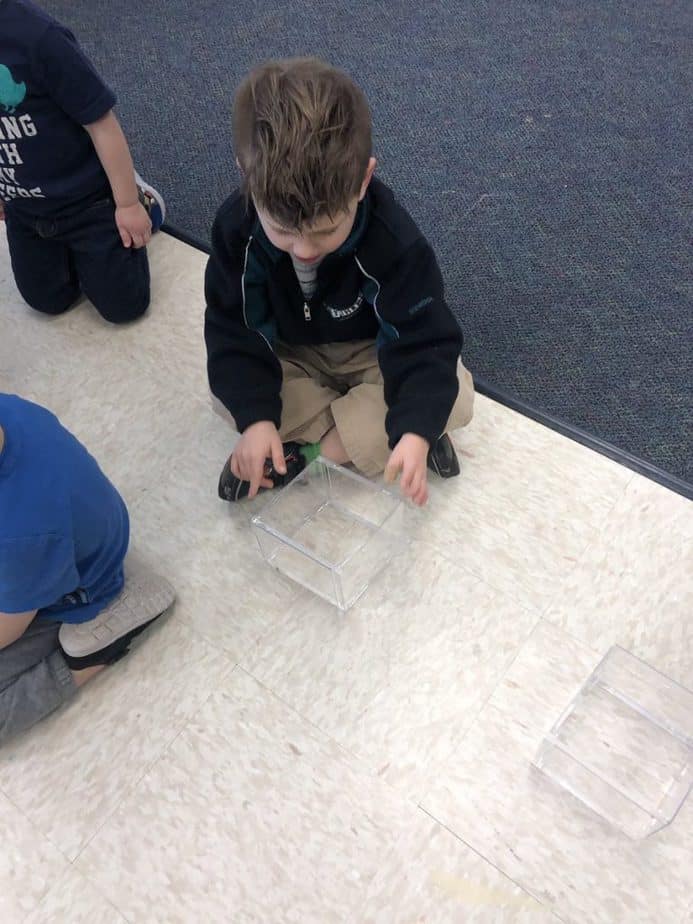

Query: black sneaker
[427,433,460,478]
[218,441,308,502]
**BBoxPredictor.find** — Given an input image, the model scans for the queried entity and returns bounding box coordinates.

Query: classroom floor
[1,228,691,924]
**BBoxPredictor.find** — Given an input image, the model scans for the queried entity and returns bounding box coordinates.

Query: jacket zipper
[303,302,312,321]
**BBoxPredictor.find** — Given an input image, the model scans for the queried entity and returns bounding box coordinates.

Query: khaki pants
[276,340,474,477]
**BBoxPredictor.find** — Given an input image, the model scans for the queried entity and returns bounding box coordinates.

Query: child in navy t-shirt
[0,393,175,745]
[0,0,166,323]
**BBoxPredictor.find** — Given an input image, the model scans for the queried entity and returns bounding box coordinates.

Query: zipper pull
[303,302,312,321]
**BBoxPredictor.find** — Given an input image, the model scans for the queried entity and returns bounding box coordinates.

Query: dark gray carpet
[42,0,693,484]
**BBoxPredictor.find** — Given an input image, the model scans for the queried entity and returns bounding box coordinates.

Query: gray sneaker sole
[59,561,175,658]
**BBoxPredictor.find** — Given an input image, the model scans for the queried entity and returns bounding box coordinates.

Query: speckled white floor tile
[545,475,693,686]
[416,397,633,611]
[80,232,210,400]
[0,232,211,514]
[422,620,693,924]
[359,815,554,923]
[0,793,67,922]
[244,541,539,797]
[24,866,126,924]
[17,359,196,513]
[0,229,208,405]
[0,616,232,861]
[77,668,437,924]
[0,226,123,378]
[121,399,301,660]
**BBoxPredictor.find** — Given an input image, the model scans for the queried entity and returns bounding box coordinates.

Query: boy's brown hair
[233,58,372,229]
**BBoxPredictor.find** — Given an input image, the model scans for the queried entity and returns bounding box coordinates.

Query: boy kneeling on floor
[0,393,174,745]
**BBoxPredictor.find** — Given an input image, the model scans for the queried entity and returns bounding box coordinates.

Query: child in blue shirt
[0,0,165,323]
[0,393,175,744]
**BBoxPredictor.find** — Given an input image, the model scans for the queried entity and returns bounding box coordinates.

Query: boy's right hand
[229,421,286,499]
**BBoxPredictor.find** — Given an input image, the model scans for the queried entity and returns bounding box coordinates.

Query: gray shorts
[0,618,76,746]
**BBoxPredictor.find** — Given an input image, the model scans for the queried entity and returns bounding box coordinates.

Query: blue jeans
[5,192,150,324]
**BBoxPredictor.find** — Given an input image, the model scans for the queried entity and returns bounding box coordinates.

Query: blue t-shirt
[0,0,116,214]
[0,394,129,623]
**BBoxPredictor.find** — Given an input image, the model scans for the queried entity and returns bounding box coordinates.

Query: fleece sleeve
[373,239,463,448]
[204,215,283,432]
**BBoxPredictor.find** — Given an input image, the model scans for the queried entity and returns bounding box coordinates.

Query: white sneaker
[59,560,175,668]
[134,171,166,231]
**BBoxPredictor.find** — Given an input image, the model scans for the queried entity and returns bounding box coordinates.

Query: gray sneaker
[59,561,175,669]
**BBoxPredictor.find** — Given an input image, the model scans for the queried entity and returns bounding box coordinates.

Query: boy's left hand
[115,202,152,249]
[385,433,430,506]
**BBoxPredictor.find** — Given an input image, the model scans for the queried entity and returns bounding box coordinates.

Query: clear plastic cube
[533,646,693,838]
[251,458,406,610]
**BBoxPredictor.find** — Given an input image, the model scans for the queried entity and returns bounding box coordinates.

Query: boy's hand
[230,421,286,499]
[115,201,152,249]
[384,433,430,506]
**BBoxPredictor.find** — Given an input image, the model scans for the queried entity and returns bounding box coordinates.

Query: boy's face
[255,157,376,264]
[257,203,357,264]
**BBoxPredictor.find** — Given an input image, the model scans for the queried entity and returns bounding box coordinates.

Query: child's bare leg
[319,427,350,465]
[71,664,105,687]
[0,610,38,650]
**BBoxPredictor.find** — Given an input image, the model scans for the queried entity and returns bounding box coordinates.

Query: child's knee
[95,291,150,325]
[333,418,389,477]
[23,284,80,317]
